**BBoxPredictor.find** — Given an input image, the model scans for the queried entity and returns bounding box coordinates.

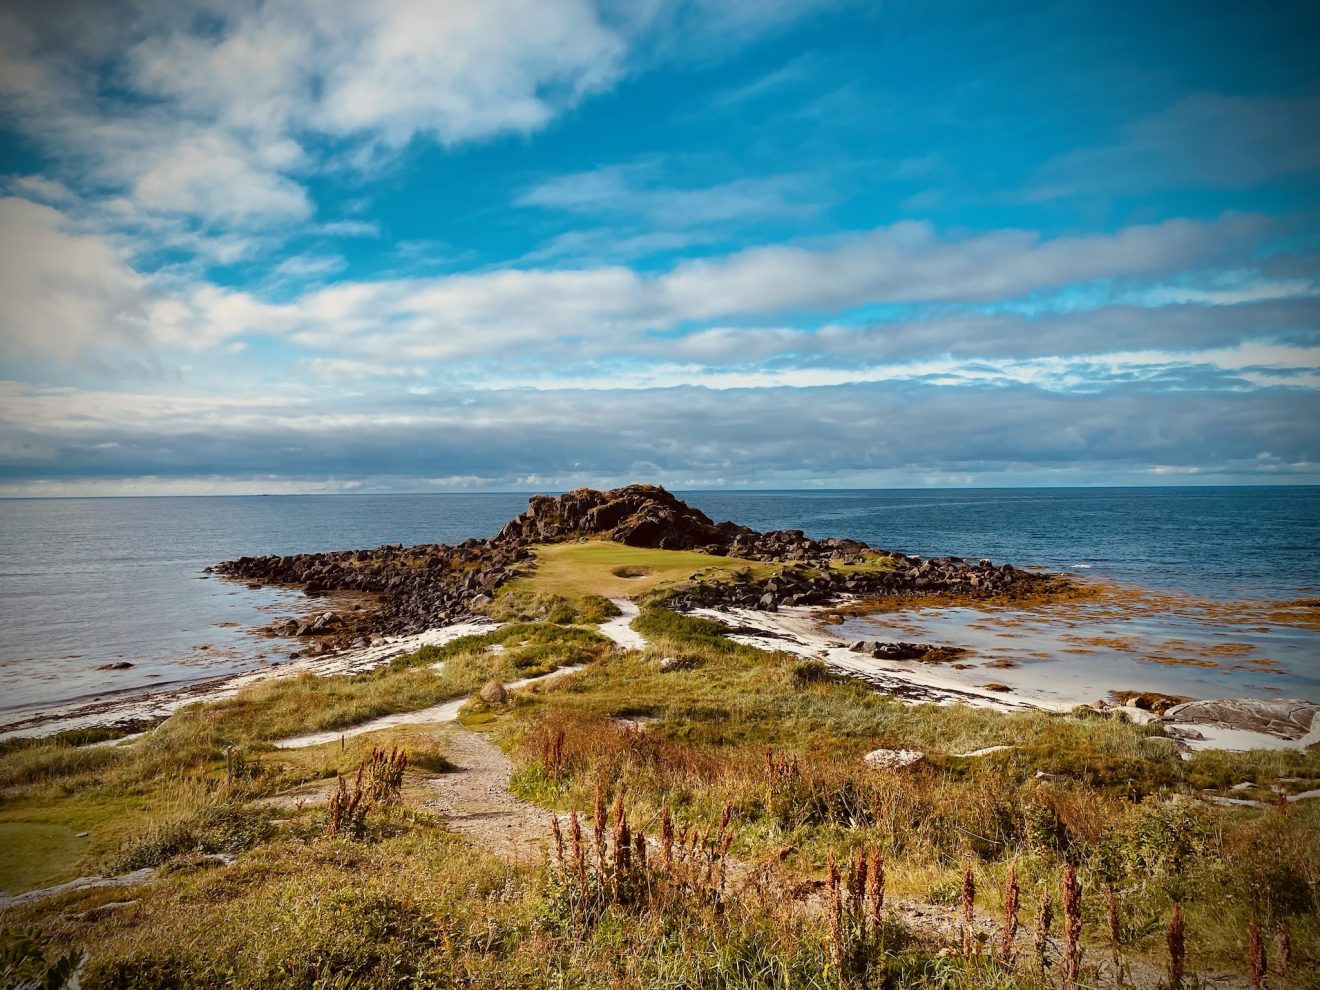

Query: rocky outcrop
[1162,698,1320,742]
[491,484,876,562]
[847,641,969,663]
[213,484,1063,649]
[660,555,1057,613]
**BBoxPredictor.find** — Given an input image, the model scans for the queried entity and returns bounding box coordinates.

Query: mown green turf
[502,541,779,600]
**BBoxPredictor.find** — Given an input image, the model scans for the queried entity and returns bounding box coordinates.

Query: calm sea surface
[1,487,1317,715]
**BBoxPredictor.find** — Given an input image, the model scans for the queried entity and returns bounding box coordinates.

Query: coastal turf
[500,540,776,600]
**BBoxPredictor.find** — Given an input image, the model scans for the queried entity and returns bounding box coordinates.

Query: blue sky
[0,0,1318,494]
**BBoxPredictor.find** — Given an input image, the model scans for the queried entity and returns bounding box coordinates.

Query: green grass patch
[502,541,777,601]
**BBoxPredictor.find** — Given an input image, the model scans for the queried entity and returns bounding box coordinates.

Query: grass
[501,540,780,601]
[1,587,1317,988]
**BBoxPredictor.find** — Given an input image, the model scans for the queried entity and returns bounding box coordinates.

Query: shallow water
[836,598,1320,706]
[1,486,1317,716]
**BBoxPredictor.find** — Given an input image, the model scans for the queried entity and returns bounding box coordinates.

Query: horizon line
[3,481,1319,500]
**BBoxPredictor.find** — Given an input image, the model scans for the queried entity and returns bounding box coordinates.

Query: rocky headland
[212,484,1062,652]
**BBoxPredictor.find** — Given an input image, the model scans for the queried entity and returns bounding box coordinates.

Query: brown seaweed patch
[1201,642,1256,656]
[983,658,1018,669]
[1142,654,1219,668]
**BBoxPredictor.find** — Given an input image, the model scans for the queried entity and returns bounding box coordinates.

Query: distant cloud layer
[0,0,1318,493]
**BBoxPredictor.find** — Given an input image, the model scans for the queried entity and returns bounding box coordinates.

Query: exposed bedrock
[1162,698,1320,742]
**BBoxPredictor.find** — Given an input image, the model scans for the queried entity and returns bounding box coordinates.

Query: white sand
[272,662,586,749]
[599,599,647,650]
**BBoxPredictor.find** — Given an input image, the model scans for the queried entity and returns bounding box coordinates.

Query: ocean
[2,487,1317,720]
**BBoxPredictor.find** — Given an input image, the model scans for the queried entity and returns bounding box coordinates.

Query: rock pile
[847,641,968,663]
[213,483,1062,650]
[660,555,1055,613]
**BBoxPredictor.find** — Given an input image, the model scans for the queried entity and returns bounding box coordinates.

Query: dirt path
[417,727,555,862]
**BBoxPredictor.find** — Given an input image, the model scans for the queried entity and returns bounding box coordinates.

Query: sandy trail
[417,728,555,861]
[598,598,647,650]
[272,662,585,749]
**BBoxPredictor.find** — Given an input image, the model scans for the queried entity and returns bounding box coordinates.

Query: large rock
[1162,698,1320,742]
[479,680,508,704]
[863,748,926,771]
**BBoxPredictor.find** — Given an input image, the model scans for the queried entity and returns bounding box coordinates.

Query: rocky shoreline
[213,484,1064,653]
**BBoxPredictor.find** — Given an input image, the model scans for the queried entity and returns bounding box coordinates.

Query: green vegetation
[1,582,1316,989]
[502,540,779,601]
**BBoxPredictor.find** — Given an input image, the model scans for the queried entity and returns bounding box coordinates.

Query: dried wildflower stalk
[1274,920,1291,976]
[1246,915,1266,990]
[1106,882,1122,985]
[1035,892,1054,972]
[961,862,977,955]
[1167,903,1186,990]
[827,852,845,988]
[1061,864,1083,989]
[1000,862,1020,967]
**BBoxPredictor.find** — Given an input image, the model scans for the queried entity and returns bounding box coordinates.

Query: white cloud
[7,174,75,203]
[168,213,1270,359]
[520,163,821,226]
[0,197,149,361]
[660,215,1267,317]
[0,0,645,242]
[132,130,311,225]
[273,254,348,279]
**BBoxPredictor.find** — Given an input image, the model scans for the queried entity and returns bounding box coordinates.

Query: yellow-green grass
[503,540,900,607]
[501,540,779,601]
[0,790,201,894]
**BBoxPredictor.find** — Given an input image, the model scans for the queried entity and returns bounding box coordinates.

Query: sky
[0,0,1318,495]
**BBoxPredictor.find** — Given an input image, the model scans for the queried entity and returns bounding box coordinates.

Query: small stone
[479,680,508,704]
[1033,770,1069,782]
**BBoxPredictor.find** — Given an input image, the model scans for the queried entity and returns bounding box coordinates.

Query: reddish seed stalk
[1106,882,1122,985]
[570,811,587,896]
[550,815,565,870]
[1035,892,1054,972]
[961,863,976,955]
[1167,903,1186,990]
[593,785,607,874]
[827,852,845,988]
[1000,862,1020,966]
[1246,915,1266,990]
[660,807,675,866]
[1061,865,1082,987]
[866,848,885,926]
[1274,921,1291,976]
[849,848,868,924]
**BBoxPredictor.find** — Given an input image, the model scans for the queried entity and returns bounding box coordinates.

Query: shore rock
[1162,698,1320,741]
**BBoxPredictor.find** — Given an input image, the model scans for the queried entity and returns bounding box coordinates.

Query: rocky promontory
[213,484,1061,650]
